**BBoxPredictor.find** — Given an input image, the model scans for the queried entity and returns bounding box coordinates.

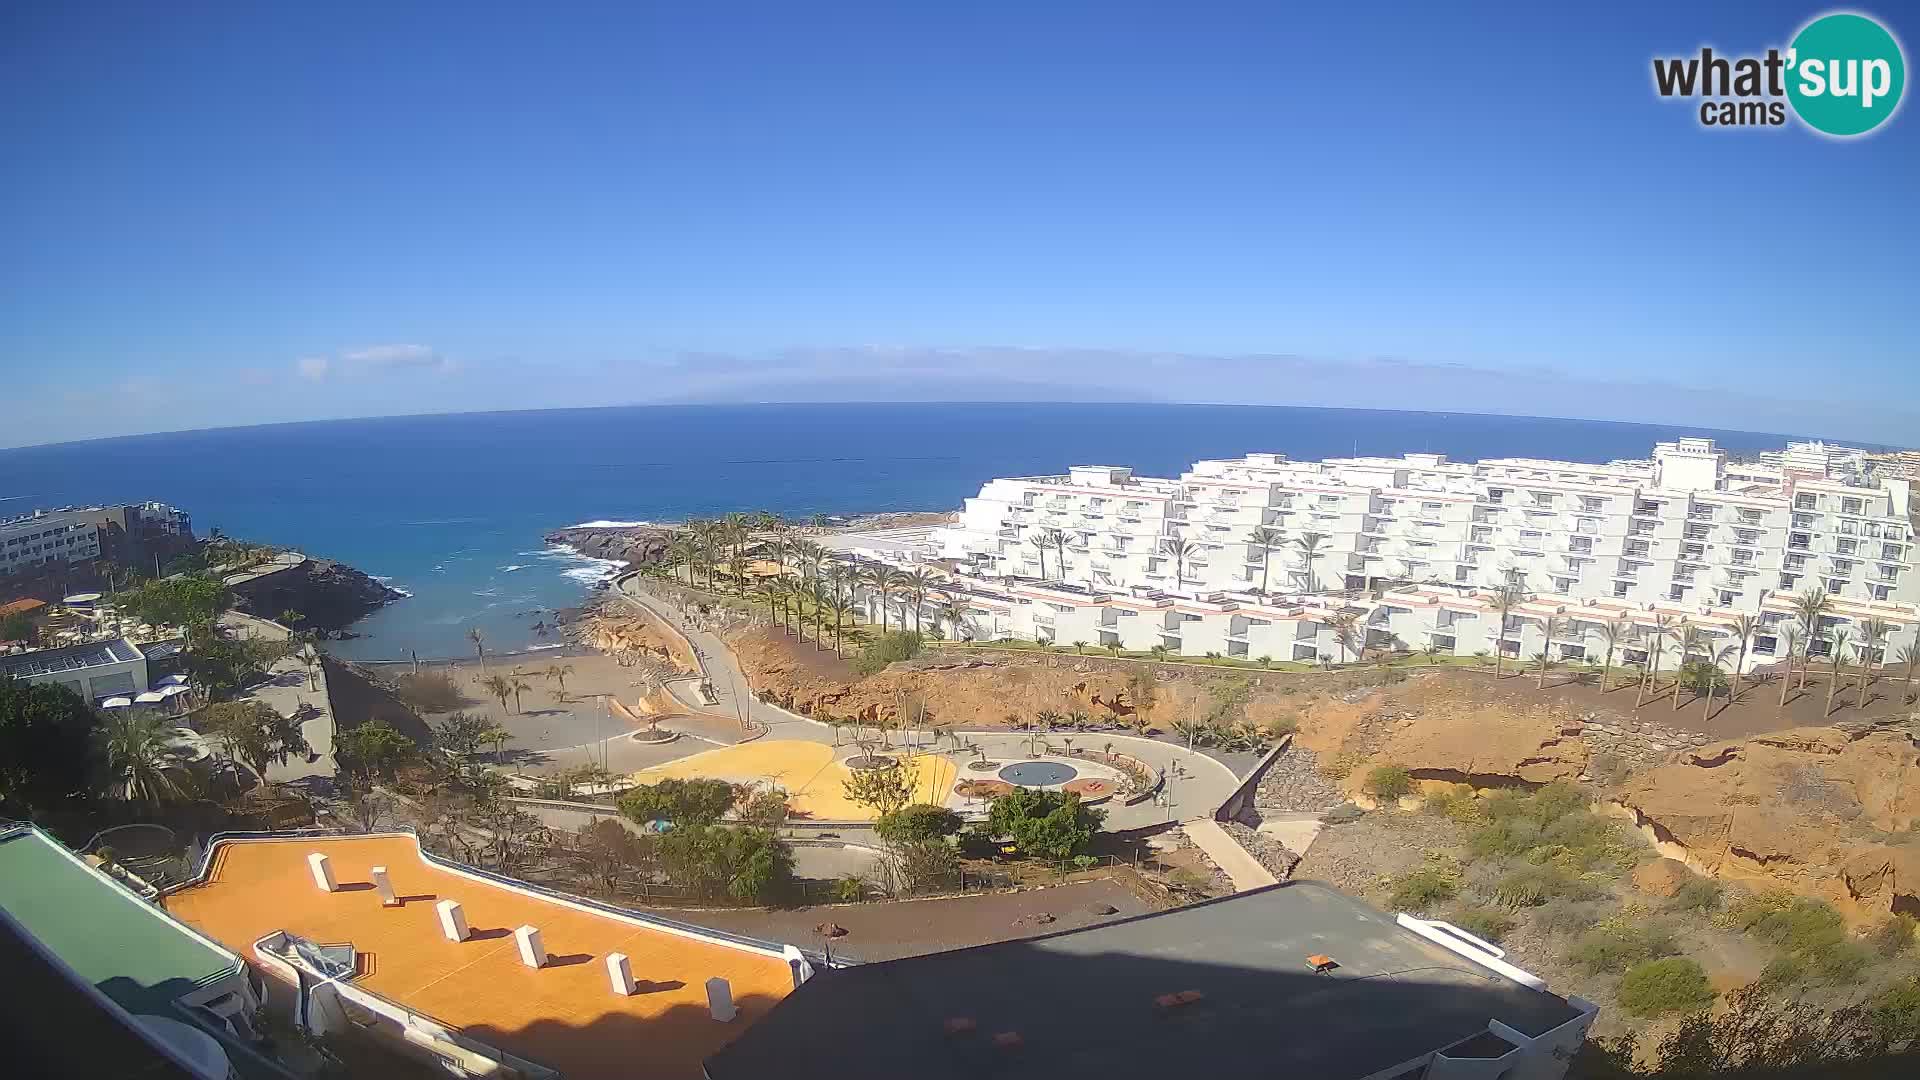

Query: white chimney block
[514,925,546,969]
[706,976,736,1022]
[370,865,397,906]
[436,900,469,942]
[784,944,815,987]
[307,852,336,893]
[606,952,635,996]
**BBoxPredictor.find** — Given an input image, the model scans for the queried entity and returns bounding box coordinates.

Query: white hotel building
[880,438,1917,673]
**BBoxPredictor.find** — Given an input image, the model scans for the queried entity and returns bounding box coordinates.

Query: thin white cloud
[293,344,456,381]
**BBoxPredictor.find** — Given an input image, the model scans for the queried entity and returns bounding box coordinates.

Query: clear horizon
[3,2,1915,447]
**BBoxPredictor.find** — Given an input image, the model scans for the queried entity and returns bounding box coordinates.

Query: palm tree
[96,712,194,807]
[1535,616,1565,687]
[936,592,973,642]
[869,566,902,632]
[544,663,574,702]
[668,534,698,587]
[1328,610,1360,664]
[1726,614,1759,702]
[1292,531,1328,592]
[1700,642,1735,723]
[824,591,851,657]
[1489,587,1523,679]
[809,582,833,650]
[1855,616,1892,710]
[1248,526,1285,594]
[1159,537,1201,591]
[1026,533,1050,580]
[467,627,487,672]
[1824,628,1854,716]
[1637,615,1675,708]
[1051,528,1073,581]
[1895,643,1919,699]
[1597,619,1628,692]
[902,567,935,633]
[755,581,783,628]
[1777,624,1804,707]
[723,511,751,568]
[481,673,515,716]
[1793,588,1832,690]
[508,676,533,714]
[1673,622,1704,712]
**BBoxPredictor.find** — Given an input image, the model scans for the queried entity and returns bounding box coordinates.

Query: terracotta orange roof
[0,598,47,617]
[163,834,795,1079]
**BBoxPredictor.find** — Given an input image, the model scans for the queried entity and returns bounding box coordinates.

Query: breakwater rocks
[229,557,405,632]
[544,525,675,566]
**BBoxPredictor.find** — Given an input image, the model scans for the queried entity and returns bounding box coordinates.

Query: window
[1879,564,1900,581]
[1422,501,1443,511]
[1786,553,1807,570]
[1684,523,1710,540]
[1837,519,1858,535]
[1534,492,1557,507]
[1842,497,1863,515]
[1581,497,1604,512]
[1614,581,1630,597]
[1837,538,1857,555]
[1780,573,1799,590]
[1796,493,1817,510]
[1626,539,1651,557]
[1681,543,1705,560]
[1570,536,1592,553]
[1487,488,1506,503]
[1738,508,1762,524]
[1789,532,1811,550]
[1719,591,1736,606]
[1833,559,1853,574]
[1554,577,1573,592]
[1873,585,1893,601]
[1669,584,1686,600]
[1828,579,1844,594]
[1631,519,1655,536]
[1753,635,1777,655]
[1884,543,1904,561]
[1454,565,1470,582]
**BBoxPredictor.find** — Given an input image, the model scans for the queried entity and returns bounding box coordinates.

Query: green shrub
[618,778,738,826]
[1571,921,1680,974]
[1535,898,1609,937]
[1871,979,1920,1045]
[1618,957,1716,1017]
[1389,867,1460,912]
[1867,913,1918,958]
[874,803,963,846]
[1421,784,1488,825]
[981,788,1104,861]
[852,630,924,675]
[658,825,794,903]
[1758,952,1807,988]
[1364,766,1413,800]
[1469,818,1544,859]
[1806,938,1873,984]
[1450,906,1516,943]
[1493,864,1597,909]
[1668,877,1725,913]
[1731,892,1846,953]
[834,874,865,903]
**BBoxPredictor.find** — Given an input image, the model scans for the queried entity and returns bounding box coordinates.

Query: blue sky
[2,1,1914,448]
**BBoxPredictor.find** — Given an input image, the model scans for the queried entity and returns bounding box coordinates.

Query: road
[612,575,1245,828]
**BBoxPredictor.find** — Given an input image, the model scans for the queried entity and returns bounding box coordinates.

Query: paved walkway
[220,612,337,788]
[1181,818,1278,892]
[612,576,1243,829]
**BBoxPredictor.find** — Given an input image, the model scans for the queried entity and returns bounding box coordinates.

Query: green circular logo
[1786,12,1906,136]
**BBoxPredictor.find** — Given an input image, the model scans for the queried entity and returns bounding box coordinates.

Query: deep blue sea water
[0,403,1806,660]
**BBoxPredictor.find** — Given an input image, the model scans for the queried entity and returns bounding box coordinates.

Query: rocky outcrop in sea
[228,556,406,632]
[543,525,675,566]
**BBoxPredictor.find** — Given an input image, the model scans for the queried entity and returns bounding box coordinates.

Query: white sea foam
[526,643,565,651]
[500,564,525,573]
[389,586,415,598]
[569,519,654,529]
[541,540,629,586]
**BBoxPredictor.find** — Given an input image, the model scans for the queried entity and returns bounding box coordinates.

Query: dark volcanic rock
[543,526,675,566]
[229,557,406,632]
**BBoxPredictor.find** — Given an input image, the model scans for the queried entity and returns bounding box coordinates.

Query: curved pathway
[611,575,1243,829]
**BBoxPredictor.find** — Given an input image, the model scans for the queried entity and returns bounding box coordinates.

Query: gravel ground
[1253,745,1347,813]
[1221,821,1300,880]
[1289,810,1470,896]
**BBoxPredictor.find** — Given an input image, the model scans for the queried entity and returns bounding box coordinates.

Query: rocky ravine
[543,525,675,567]
[1615,722,1920,922]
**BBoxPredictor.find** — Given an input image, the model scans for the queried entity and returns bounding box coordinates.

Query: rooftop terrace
[0,636,142,678]
[163,834,797,1079]
[707,880,1587,1080]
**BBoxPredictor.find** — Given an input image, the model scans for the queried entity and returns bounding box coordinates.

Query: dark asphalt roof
[705,880,1582,1080]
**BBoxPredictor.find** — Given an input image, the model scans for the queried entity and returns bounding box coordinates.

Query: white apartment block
[893,438,1918,673]
[1,508,105,576]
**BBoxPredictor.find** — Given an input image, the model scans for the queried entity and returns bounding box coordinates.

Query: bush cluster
[1727,891,1872,986]
[852,630,923,676]
[1570,919,1680,975]
[1364,765,1413,800]
[1389,865,1460,912]
[1617,956,1716,1017]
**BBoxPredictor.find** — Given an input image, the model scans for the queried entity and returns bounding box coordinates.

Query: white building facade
[894,439,1918,673]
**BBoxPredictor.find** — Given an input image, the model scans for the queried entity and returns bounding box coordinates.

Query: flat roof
[0,826,241,1018]
[0,636,142,678]
[706,880,1582,1080]
[163,834,796,1079]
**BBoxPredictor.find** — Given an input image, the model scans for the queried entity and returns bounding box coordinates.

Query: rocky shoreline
[228,556,406,634]
[543,524,674,566]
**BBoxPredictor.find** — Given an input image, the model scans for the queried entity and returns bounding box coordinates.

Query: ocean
[0,403,1810,660]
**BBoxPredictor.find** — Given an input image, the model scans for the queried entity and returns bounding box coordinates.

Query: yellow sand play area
[628,740,958,820]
